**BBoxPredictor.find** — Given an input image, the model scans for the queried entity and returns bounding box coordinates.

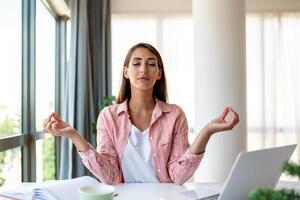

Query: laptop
[169,144,297,200]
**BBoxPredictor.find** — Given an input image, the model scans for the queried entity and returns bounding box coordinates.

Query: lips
[137,77,149,80]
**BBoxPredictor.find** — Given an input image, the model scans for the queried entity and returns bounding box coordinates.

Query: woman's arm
[167,107,239,184]
[44,112,90,152]
[190,107,239,154]
[44,111,122,184]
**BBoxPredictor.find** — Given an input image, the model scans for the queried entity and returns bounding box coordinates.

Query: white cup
[79,185,115,200]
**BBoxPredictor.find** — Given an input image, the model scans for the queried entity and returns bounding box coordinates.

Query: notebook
[0,176,100,200]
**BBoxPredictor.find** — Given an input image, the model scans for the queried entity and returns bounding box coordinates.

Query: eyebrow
[132,57,157,61]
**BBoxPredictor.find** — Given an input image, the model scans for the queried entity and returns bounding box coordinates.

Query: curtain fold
[58,0,111,179]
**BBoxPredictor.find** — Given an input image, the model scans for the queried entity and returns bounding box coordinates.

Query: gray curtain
[57,0,111,179]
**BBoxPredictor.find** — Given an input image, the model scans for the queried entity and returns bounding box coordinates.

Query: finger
[45,120,55,132]
[225,114,238,128]
[52,123,60,131]
[233,112,239,124]
[43,118,47,129]
[228,107,238,117]
[224,120,235,131]
[220,107,229,120]
[45,119,56,132]
[235,113,240,123]
[53,112,62,122]
[43,112,56,128]
[228,116,239,130]
[228,107,239,123]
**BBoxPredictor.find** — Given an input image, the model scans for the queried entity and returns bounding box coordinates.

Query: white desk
[113,181,300,200]
[114,183,222,200]
[1,181,300,200]
[0,182,222,200]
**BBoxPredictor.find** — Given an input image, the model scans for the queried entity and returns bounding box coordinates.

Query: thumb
[53,112,62,122]
[52,122,60,131]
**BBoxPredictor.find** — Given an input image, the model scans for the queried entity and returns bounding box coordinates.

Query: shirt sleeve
[167,107,204,185]
[78,109,123,185]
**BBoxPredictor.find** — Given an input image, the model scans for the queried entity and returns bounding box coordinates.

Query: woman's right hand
[44,112,76,139]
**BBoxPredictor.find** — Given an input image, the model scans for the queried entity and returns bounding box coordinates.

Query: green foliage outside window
[0,152,5,186]
[0,117,17,137]
[43,136,55,181]
[248,161,300,200]
[91,95,115,134]
[0,117,18,186]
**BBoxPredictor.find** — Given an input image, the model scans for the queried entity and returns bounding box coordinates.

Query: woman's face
[124,47,162,92]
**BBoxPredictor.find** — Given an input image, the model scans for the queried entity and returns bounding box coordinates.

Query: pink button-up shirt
[78,99,204,185]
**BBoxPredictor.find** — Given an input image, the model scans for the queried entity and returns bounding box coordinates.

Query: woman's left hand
[204,107,239,136]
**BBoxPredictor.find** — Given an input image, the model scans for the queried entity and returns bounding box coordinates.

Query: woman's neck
[129,90,156,113]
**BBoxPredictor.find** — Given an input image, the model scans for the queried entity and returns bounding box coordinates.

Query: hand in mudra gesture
[44,112,76,139]
[205,107,239,136]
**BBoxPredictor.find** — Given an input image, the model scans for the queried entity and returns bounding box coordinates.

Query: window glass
[246,14,300,179]
[36,136,56,182]
[35,0,55,131]
[0,0,22,138]
[35,0,56,181]
[0,147,22,186]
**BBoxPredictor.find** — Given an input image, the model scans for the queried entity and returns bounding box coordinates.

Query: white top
[121,125,159,183]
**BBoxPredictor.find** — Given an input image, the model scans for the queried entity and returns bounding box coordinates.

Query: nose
[140,62,148,74]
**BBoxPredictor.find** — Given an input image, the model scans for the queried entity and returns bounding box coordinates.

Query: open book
[0,176,100,200]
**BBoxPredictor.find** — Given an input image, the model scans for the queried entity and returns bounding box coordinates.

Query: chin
[133,85,154,91]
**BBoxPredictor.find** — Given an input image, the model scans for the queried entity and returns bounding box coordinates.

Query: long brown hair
[115,43,168,104]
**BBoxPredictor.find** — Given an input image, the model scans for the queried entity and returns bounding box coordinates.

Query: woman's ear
[124,67,129,79]
[157,69,162,80]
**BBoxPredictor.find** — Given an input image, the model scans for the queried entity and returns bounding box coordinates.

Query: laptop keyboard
[200,194,220,200]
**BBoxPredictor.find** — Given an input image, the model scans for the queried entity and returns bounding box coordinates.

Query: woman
[44,43,239,185]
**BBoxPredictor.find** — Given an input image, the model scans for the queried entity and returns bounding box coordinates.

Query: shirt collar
[117,99,129,116]
[116,98,172,117]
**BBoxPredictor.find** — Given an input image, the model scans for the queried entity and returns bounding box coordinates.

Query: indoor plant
[248,161,300,200]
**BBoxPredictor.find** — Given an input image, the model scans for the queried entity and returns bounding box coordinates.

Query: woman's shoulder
[100,104,119,115]
[99,101,129,117]
[156,99,185,114]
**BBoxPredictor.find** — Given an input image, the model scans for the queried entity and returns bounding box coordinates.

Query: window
[111,14,195,129]
[0,0,67,185]
[246,13,300,165]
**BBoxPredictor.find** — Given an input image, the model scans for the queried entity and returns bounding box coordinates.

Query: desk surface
[1,181,300,200]
[0,182,223,200]
[114,183,223,200]
[113,181,300,200]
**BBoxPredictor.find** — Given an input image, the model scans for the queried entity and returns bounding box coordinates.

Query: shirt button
[150,136,153,140]
[157,169,161,173]
[153,153,156,157]
[186,155,190,158]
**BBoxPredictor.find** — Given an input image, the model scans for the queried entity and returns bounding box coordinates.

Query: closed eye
[132,63,140,66]
[147,61,157,67]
